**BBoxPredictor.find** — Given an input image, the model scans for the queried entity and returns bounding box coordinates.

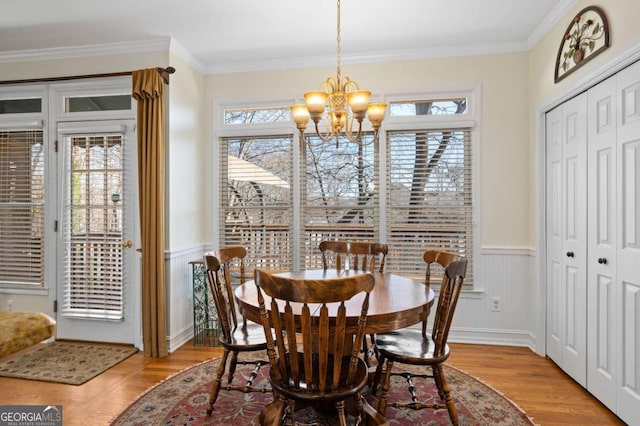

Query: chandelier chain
[336,0,342,81]
[290,0,386,147]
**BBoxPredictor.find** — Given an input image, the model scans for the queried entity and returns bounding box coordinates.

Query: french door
[55,120,139,344]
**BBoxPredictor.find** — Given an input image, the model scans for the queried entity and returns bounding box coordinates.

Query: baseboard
[448,327,537,352]
[167,324,193,353]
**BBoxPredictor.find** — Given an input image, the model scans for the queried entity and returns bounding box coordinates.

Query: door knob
[122,240,133,248]
[566,251,574,258]
[598,257,607,264]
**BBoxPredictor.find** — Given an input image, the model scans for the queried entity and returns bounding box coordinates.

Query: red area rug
[111,356,535,425]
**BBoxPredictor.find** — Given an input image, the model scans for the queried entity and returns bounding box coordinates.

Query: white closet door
[546,94,588,386]
[587,77,617,410]
[560,93,588,387]
[546,104,564,364]
[616,60,640,425]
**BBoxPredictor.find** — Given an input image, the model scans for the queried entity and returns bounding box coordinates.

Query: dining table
[234,268,435,425]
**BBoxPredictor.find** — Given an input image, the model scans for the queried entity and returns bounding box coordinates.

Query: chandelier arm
[312,121,336,144]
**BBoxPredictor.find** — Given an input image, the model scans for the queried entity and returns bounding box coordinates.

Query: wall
[164,53,209,350]
[527,0,640,354]
[204,52,538,348]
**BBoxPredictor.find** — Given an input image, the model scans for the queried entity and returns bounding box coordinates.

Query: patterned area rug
[111,356,535,425]
[0,341,138,385]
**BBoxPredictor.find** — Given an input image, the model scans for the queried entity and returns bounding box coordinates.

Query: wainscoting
[165,245,537,352]
[165,245,209,352]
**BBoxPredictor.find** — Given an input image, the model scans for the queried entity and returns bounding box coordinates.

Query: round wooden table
[235,269,435,336]
[235,269,434,425]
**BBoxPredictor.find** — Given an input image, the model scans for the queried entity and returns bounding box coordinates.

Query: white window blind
[217,93,476,286]
[220,136,293,272]
[0,129,44,286]
[385,128,473,285]
[61,134,125,319]
[301,133,379,269]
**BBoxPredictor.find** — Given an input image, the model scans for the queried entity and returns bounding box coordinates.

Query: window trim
[213,84,481,287]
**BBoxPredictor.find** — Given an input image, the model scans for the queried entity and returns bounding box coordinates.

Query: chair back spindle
[319,240,388,273]
[254,269,374,408]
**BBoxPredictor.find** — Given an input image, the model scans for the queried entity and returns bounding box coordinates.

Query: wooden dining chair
[319,240,388,273]
[203,247,269,416]
[319,240,388,364]
[254,268,376,426]
[372,252,468,425]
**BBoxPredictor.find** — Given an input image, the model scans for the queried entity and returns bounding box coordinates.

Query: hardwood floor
[0,342,623,425]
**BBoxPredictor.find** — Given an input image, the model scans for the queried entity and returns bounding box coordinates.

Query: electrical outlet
[491,297,500,312]
[7,300,15,311]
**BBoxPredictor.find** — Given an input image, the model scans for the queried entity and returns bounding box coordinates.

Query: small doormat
[0,341,138,385]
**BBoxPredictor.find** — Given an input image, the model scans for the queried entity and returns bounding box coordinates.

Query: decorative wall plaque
[554,6,609,83]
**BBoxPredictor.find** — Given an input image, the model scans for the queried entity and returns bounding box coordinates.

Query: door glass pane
[62,134,124,319]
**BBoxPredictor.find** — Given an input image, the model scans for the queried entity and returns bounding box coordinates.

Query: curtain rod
[0,66,175,85]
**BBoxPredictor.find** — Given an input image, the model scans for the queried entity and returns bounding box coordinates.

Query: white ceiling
[0,0,576,74]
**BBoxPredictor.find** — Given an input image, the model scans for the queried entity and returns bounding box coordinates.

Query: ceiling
[1,0,576,74]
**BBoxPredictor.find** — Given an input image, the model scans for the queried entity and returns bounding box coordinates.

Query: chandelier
[290,0,387,147]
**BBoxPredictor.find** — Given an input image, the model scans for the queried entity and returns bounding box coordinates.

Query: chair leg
[434,364,458,425]
[227,350,239,384]
[259,393,287,426]
[377,359,394,417]
[432,364,445,400]
[335,400,347,426]
[353,393,364,426]
[207,348,230,416]
[371,353,386,394]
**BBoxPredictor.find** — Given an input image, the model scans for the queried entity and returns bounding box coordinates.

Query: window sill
[0,287,50,296]
[433,287,484,300]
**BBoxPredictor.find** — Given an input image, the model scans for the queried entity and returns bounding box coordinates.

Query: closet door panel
[561,94,588,386]
[587,78,617,409]
[616,60,640,425]
[546,105,564,364]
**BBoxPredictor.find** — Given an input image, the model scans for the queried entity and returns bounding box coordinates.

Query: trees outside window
[219,95,474,286]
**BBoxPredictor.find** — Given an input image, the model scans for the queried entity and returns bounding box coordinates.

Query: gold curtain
[132,68,168,357]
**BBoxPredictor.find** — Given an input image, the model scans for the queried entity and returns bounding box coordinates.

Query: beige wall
[529,0,640,107]
[0,51,167,81]
[207,52,531,249]
[166,53,207,251]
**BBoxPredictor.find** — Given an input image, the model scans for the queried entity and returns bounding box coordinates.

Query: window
[65,95,131,113]
[385,128,473,283]
[302,133,378,269]
[220,135,293,271]
[60,133,126,318]
[217,90,476,286]
[389,98,467,117]
[0,128,45,287]
[0,98,42,114]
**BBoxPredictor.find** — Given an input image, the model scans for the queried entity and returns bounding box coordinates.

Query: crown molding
[0,38,170,63]
[526,0,578,49]
[169,39,207,74]
[205,40,529,75]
